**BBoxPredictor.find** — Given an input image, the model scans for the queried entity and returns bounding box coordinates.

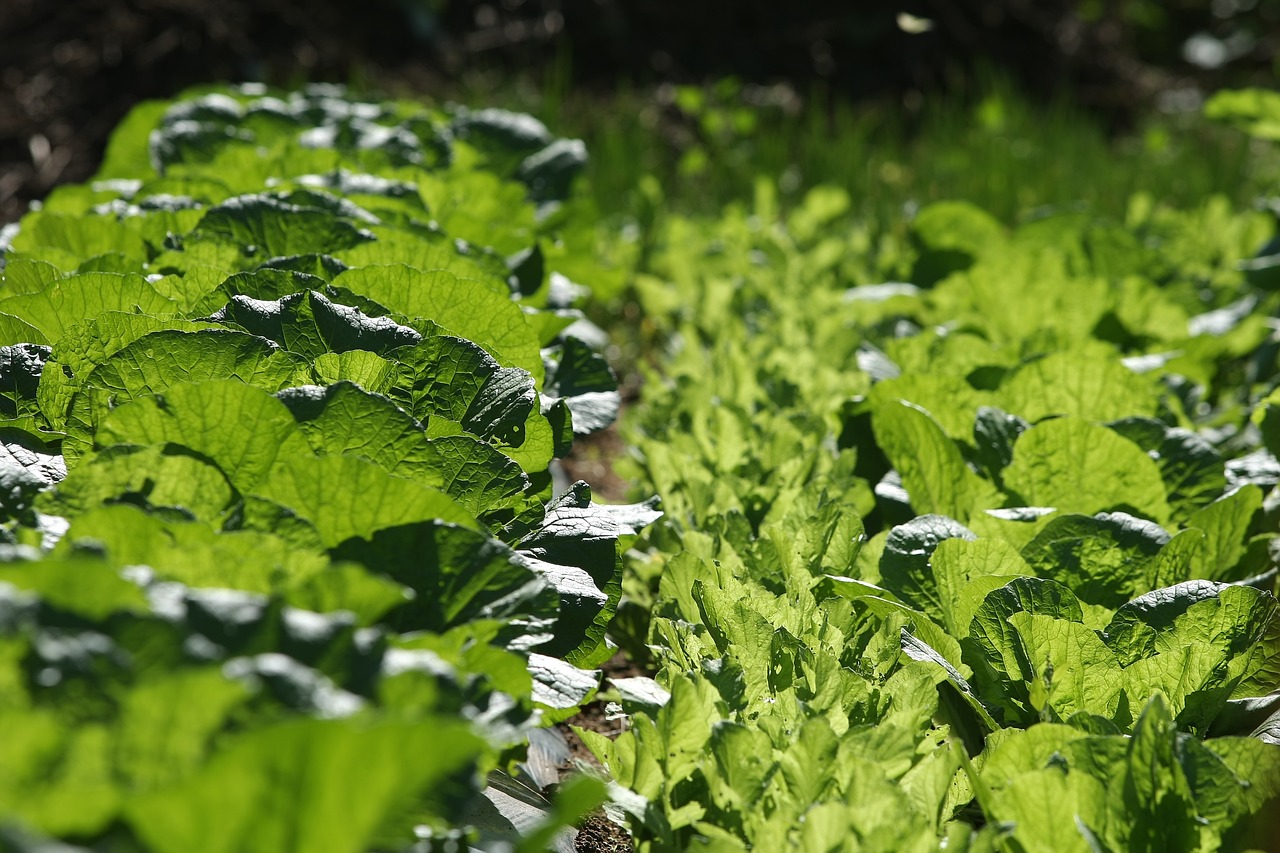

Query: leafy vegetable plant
[607,158,1280,849]
[0,84,655,850]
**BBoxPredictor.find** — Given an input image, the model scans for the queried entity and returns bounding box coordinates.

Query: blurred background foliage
[3,0,1280,225]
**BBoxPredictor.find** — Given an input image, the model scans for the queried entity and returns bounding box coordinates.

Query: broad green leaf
[1021,512,1174,609]
[56,504,328,595]
[209,290,421,358]
[878,514,976,625]
[0,312,48,347]
[8,212,147,267]
[518,483,660,664]
[63,330,309,460]
[43,444,236,524]
[1110,694,1200,851]
[332,265,544,381]
[1183,485,1263,582]
[126,717,483,853]
[332,521,553,633]
[0,712,120,836]
[0,556,148,620]
[988,767,1108,853]
[191,194,374,258]
[965,578,1084,723]
[1003,417,1170,523]
[0,273,174,345]
[0,344,50,421]
[311,350,398,394]
[931,537,1032,637]
[276,382,441,481]
[36,312,214,431]
[1008,611,1122,722]
[392,331,540,453]
[95,99,170,178]
[113,668,251,789]
[1109,417,1226,521]
[872,400,998,522]
[97,380,311,492]
[275,382,533,524]
[1,258,65,294]
[252,453,478,548]
[998,350,1158,424]
[333,231,505,284]
[286,562,410,626]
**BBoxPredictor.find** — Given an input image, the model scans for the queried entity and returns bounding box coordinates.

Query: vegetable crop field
[1,81,1280,852]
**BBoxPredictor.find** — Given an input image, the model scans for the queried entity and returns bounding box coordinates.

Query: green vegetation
[0,84,654,850]
[448,73,1280,226]
[607,172,1280,850]
[1,79,1280,851]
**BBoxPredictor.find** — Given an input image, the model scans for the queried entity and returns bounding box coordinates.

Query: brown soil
[560,422,633,504]
[575,812,633,853]
[561,649,656,853]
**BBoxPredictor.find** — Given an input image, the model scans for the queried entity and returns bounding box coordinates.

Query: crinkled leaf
[1021,512,1174,609]
[97,380,310,493]
[1004,417,1170,523]
[191,194,374,258]
[0,273,174,345]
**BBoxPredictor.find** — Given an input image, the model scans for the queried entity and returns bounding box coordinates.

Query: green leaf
[97,380,311,493]
[36,312,213,431]
[1003,417,1170,523]
[998,350,1158,424]
[965,577,1084,724]
[517,482,660,662]
[332,265,543,381]
[541,337,620,435]
[1183,485,1264,582]
[62,330,308,461]
[1108,417,1226,521]
[9,212,148,268]
[1205,87,1280,140]
[126,717,483,853]
[332,521,553,634]
[252,453,478,548]
[0,555,148,620]
[2,258,66,294]
[872,400,998,521]
[931,537,1032,638]
[1112,694,1201,851]
[311,350,398,394]
[0,273,174,345]
[0,313,49,347]
[209,290,421,358]
[1021,512,1174,609]
[56,504,328,596]
[43,444,237,524]
[276,382,531,522]
[878,514,976,625]
[392,331,542,457]
[1008,611,1122,721]
[191,194,375,258]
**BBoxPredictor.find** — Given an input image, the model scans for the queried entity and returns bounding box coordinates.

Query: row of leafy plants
[0,83,658,850]
[6,80,1280,853]
[590,93,1280,850]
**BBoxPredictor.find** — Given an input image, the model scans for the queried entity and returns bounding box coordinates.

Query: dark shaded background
[2,0,1278,225]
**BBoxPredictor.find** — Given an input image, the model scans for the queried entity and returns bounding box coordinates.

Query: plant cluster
[0,84,655,851]
[599,168,1280,849]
